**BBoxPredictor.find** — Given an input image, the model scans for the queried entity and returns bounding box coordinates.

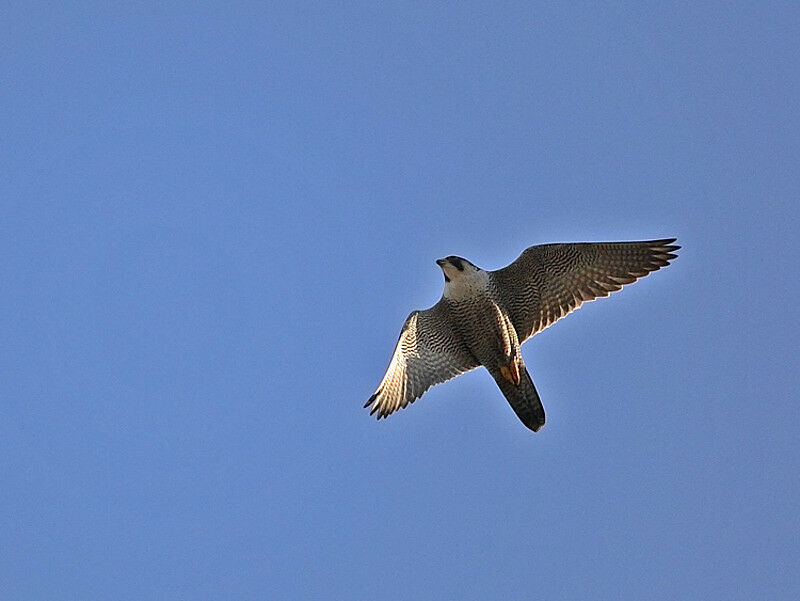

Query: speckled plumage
[365,239,680,431]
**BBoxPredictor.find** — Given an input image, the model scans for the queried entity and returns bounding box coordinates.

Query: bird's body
[365,239,680,431]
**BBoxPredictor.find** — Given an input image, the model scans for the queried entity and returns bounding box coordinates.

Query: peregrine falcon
[364,239,679,431]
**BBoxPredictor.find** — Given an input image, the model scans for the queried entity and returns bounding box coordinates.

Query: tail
[488,363,546,432]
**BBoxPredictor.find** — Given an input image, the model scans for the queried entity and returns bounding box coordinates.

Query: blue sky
[2,2,798,599]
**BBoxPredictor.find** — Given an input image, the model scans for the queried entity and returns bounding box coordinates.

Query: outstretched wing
[365,303,479,419]
[491,238,679,342]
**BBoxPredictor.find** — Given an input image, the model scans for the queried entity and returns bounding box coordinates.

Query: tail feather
[489,363,546,432]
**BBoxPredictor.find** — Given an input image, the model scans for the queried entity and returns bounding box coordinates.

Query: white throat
[443,269,490,301]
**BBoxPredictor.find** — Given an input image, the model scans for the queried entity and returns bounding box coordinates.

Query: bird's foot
[499,361,521,386]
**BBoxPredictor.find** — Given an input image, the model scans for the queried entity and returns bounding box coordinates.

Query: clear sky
[2,3,798,600]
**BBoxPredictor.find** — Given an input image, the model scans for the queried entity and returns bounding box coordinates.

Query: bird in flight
[364,239,679,431]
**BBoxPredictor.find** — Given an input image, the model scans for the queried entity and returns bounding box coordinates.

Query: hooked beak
[436,258,446,267]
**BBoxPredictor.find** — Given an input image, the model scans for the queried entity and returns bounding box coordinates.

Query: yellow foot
[499,362,521,386]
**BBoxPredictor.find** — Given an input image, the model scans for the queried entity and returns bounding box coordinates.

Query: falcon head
[436,256,479,283]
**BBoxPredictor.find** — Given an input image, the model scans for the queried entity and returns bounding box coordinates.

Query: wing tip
[648,237,678,245]
[365,390,395,419]
[649,238,681,253]
[647,237,680,268]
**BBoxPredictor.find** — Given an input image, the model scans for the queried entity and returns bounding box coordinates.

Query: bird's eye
[451,258,464,271]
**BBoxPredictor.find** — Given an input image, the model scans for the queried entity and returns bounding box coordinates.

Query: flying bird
[364,239,679,431]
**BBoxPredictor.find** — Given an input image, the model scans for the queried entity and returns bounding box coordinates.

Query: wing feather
[491,238,680,342]
[365,303,479,419]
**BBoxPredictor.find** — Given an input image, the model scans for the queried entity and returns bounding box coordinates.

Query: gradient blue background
[2,3,798,599]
